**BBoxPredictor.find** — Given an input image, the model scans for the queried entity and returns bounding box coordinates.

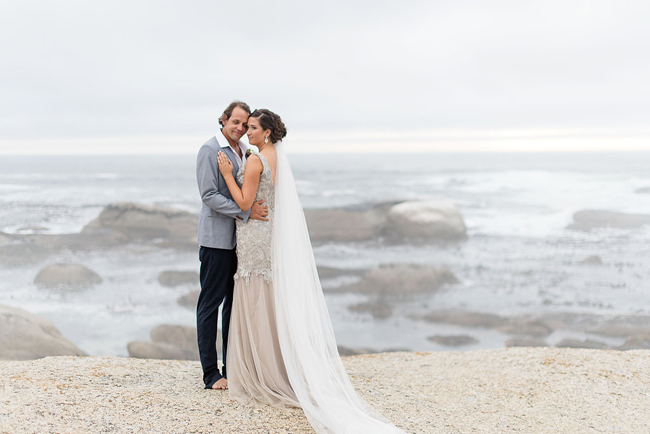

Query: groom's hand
[250,200,269,221]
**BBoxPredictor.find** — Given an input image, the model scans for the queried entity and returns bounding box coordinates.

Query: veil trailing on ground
[272,141,404,434]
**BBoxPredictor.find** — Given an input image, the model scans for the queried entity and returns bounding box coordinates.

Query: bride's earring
[265,137,269,144]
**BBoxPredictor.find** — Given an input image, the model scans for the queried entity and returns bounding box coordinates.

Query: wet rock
[555,338,612,350]
[579,255,603,265]
[427,335,479,347]
[151,325,199,352]
[505,338,549,348]
[635,187,650,194]
[337,346,375,356]
[344,264,458,296]
[0,231,13,243]
[0,243,49,266]
[0,304,87,360]
[82,202,198,243]
[386,200,466,240]
[177,290,200,309]
[567,210,650,231]
[158,270,199,287]
[34,263,102,289]
[128,324,211,361]
[127,341,199,361]
[498,318,554,337]
[587,325,650,338]
[304,203,394,242]
[348,300,393,319]
[616,334,650,350]
[317,266,365,280]
[416,310,509,329]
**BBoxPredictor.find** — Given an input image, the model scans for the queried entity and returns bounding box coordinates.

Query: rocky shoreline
[2,348,649,433]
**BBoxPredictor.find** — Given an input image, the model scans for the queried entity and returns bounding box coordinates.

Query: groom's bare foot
[212,378,228,390]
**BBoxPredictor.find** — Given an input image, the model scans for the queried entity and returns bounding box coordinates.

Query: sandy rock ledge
[1,348,649,433]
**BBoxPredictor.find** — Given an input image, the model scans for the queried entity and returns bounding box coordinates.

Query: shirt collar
[216,129,248,154]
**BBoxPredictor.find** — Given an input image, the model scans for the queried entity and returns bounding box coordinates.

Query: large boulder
[0,304,87,360]
[304,203,394,242]
[416,310,509,329]
[579,255,603,265]
[127,324,213,361]
[343,264,458,296]
[34,263,102,289]
[386,201,466,240]
[0,243,49,266]
[177,290,200,309]
[158,270,199,287]
[505,337,549,348]
[567,210,650,231]
[347,300,393,319]
[82,202,198,243]
[555,338,611,350]
[126,341,198,361]
[427,335,479,347]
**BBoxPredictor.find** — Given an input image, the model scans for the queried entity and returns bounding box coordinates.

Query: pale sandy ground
[1,348,649,433]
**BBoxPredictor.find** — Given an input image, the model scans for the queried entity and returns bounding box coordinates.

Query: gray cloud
[1,0,649,146]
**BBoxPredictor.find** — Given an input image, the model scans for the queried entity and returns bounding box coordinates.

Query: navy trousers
[197,246,237,389]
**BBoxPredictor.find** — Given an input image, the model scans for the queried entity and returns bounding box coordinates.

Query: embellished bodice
[234,151,275,284]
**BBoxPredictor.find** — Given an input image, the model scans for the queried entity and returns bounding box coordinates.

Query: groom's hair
[219,101,251,126]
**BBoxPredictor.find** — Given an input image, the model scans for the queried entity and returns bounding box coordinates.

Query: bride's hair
[249,109,287,144]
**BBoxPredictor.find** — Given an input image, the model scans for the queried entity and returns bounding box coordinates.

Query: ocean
[1,152,649,356]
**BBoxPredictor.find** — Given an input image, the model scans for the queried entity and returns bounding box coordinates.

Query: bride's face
[246,117,270,146]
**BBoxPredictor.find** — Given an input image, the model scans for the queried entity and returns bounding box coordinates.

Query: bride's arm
[217,152,262,212]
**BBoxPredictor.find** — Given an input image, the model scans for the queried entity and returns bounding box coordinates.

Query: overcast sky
[1,0,649,153]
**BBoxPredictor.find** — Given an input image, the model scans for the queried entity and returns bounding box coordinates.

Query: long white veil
[273,141,404,434]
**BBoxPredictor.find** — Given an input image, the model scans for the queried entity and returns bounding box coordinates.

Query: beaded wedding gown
[227,151,299,408]
[227,146,404,433]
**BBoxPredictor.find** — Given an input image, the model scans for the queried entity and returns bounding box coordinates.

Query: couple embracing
[196,101,404,433]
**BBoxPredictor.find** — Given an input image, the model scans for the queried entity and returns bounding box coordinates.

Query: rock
[158,270,199,287]
[150,325,199,352]
[34,263,102,289]
[345,264,458,296]
[416,310,509,329]
[579,255,603,265]
[635,187,650,194]
[177,290,200,308]
[0,243,49,265]
[0,304,87,360]
[498,318,554,337]
[0,231,13,243]
[505,337,549,347]
[427,335,479,347]
[82,202,198,243]
[337,346,375,356]
[567,210,650,231]
[386,200,466,240]
[317,266,365,280]
[587,325,650,338]
[616,334,650,350]
[128,324,214,361]
[348,300,393,319]
[304,203,394,242]
[555,338,612,350]
[127,341,199,361]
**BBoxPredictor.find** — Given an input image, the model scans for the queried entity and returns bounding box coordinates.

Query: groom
[196,101,268,390]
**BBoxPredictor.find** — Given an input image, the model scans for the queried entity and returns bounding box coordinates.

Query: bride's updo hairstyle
[250,109,287,144]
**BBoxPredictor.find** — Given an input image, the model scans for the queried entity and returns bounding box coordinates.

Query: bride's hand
[217,152,233,177]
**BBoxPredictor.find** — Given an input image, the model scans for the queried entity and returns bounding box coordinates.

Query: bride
[216,109,404,433]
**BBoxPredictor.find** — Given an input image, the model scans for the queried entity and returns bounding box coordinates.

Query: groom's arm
[196,145,251,222]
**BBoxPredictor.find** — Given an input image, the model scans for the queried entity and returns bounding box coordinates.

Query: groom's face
[222,107,249,143]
